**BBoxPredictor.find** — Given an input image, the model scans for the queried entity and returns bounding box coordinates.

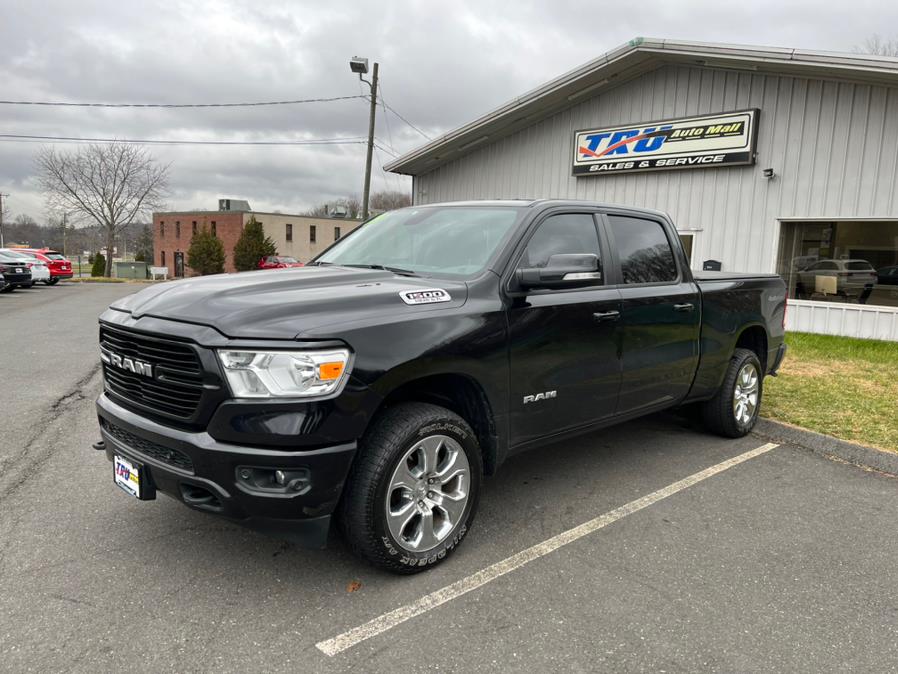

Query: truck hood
[110,266,469,340]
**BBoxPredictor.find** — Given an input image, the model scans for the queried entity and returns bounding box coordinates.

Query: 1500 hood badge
[399,288,451,305]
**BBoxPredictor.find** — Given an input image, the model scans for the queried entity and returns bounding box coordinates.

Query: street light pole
[350,57,378,220]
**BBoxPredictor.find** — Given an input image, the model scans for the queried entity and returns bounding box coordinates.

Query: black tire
[701,348,763,438]
[0,285,14,293]
[339,402,482,574]
[48,278,59,285]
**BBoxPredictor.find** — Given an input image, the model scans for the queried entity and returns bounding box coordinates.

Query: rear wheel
[701,348,763,438]
[48,278,59,285]
[339,402,482,574]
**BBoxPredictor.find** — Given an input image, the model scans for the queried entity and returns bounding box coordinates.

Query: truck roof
[414,199,671,219]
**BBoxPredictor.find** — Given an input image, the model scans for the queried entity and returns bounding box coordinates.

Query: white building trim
[786,299,898,341]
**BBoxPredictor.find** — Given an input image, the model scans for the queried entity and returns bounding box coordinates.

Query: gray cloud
[1,0,896,220]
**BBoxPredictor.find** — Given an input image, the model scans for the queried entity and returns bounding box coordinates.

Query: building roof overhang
[385,37,898,176]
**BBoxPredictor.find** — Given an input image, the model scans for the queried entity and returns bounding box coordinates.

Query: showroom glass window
[776,221,898,308]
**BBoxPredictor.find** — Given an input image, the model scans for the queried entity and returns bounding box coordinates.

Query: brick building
[153,199,362,277]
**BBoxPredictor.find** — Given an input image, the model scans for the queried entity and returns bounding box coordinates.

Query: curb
[753,418,898,476]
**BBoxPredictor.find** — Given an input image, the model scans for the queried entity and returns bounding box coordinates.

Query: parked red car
[258,255,303,269]
[18,248,73,284]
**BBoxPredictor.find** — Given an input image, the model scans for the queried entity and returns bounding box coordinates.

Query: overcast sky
[2,0,897,221]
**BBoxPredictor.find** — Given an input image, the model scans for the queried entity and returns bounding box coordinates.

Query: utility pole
[362,62,379,221]
[62,211,67,256]
[0,193,7,248]
[349,56,378,220]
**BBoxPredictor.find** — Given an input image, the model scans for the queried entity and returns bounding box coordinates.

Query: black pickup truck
[95,200,786,573]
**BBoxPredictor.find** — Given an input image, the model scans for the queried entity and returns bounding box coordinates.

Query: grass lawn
[763,332,898,452]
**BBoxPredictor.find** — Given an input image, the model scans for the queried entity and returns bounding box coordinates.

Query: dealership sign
[573,109,758,176]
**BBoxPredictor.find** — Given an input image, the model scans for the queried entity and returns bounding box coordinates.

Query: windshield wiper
[340,263,420,277]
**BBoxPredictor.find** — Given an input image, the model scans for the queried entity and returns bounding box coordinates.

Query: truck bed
[687,272,787,402]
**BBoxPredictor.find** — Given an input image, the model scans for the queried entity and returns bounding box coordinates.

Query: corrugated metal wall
[414,64,898,340]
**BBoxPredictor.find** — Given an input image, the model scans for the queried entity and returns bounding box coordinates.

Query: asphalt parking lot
[1,284,896,673]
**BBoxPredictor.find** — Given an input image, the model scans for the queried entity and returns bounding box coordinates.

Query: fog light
[274,470,287,485]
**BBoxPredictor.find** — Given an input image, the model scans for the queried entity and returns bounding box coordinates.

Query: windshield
[279,257,298,264]
[315,206,522,278]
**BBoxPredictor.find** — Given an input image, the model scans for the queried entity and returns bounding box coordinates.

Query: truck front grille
[100,417,195,473]
[100,326,205,420]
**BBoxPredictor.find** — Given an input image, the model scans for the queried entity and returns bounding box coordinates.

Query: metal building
[386,38,898,341]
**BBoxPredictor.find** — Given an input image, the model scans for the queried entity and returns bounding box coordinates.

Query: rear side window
[520,213,601,271]
[846,261,873,271]
[607,216,678,284]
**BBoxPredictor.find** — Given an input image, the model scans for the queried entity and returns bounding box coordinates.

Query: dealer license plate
[114,455,142,498]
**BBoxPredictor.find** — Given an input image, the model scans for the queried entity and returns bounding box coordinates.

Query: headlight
[217,349,351,398]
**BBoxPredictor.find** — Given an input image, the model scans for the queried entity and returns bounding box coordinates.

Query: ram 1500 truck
[95,200,786,573]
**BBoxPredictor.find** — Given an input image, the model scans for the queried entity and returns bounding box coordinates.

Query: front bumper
[96,392,357,547]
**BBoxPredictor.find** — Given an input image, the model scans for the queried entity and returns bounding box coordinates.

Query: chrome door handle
[593,310,620,322]
[674,303,695,312]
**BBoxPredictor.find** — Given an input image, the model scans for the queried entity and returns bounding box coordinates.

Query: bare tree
[304,196,361,218]
[369,190,412,212]
[36,143,169,275]
[854,34,898,57]
[304,191,409,218]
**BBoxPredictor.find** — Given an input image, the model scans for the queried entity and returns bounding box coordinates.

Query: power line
[373,140,400,158]
[0,95,367,108]
[377,83,395,152]
[0,133,369,147]
[372,135,401,157]
[373,144,401,192]
[367,93,432,141]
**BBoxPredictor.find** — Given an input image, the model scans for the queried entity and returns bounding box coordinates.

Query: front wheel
[339,402,482,574]
[701,348,763,438]
[0,285,14,293]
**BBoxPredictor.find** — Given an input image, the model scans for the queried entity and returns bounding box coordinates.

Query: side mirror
[516,253,602,290]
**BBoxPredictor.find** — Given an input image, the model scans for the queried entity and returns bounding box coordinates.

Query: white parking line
[317,441,779,657]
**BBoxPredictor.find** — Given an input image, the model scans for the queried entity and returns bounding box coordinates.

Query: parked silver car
[795,259,877,298]
[0,249,51,285]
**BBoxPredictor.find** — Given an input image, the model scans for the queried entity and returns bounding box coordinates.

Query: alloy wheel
[733,362,759,425]
[385,434,470,552]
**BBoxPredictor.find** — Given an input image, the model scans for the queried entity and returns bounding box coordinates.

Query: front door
[604,213,701,415]
[174,251,185,278]
[507,212,622,447]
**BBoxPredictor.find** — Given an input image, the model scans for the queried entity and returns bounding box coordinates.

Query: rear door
[602,213,701,415]
[506,210,622,447]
